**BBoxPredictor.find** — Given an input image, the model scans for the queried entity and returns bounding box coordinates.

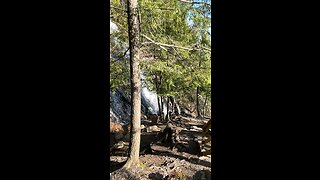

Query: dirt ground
[110,116,212,180]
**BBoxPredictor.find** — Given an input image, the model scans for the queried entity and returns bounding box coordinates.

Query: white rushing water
[110,21,118,34]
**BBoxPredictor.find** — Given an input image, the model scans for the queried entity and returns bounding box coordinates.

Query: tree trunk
[175,100,181,115]
[156,76,161,116]
[169,96,180,116]
[196,58,202,118]
[122,0,141,169]
[174,97,181,115]
[157,96,161,116]
[170,96,175,113]
[196,87,201,118]
[169,96,174,114]
[203,94,207,117]
[165,96,170,121]
[161,96,164,121]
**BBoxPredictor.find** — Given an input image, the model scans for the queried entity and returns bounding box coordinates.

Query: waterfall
[110,85,167,125]
[110,89,131,125]
[110,21,118,33]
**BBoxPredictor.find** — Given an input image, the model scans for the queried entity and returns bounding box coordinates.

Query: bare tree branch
[201,46,211,51]
[113,48,130,62]
[178,0,211,6]
[111,5,176,12]
[144,7,176,11]
[141,34,168,51]
[141,34,211,52]
[110,5,127,12]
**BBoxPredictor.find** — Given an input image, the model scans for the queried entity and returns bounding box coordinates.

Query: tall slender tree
[122,0,141,169]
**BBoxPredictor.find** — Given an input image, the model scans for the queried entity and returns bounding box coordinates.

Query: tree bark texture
[123,0,141,169]
[203,94,207,117]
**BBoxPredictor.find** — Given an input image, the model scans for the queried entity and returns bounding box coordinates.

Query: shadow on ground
[110,168,140,180]
[110,160,126,173]
[148,172,166,180]
[152,149,211,168]
[189,169,211,180]
[148,170,211,180]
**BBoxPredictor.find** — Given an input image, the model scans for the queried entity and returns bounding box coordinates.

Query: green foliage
[110,0,212,115]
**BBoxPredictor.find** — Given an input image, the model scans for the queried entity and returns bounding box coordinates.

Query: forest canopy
[110,0,211,117]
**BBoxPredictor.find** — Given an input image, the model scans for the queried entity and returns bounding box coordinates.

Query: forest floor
[110,116,212,180]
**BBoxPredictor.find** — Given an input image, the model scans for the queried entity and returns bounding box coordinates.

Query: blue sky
[186,0,211,38]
